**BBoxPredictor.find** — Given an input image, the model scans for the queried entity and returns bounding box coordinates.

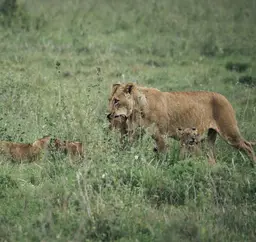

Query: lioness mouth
[106,113,127,120]
[114,114,127,118]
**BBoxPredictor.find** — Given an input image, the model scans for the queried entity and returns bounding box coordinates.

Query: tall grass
[0,0,256,241]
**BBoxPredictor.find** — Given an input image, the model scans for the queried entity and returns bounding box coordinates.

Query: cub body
[176,127,204,160]
[53,139,85,159]
[0,136,51,162]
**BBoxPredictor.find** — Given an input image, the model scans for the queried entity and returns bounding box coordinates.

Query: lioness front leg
[206,128,217,164]
[152,132,166,152]
[120,127,128,144]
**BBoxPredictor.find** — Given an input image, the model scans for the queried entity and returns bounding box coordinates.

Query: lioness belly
[167,109,214,134]
[151,92,216,136]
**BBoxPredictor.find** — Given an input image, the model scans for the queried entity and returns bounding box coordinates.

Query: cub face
[176,127,200,146]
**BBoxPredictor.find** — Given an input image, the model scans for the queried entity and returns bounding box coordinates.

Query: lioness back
[138,88,238,136]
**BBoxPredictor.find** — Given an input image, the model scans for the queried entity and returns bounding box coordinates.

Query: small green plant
[0,0,47,30]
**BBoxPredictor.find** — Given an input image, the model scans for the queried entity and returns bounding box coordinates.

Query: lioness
[53,138,85,159]
[176,127,204,160]
[107,82,256,166]
[0,135,51,162]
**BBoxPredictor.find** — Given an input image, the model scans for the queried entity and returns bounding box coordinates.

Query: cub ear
[124,82,135,94]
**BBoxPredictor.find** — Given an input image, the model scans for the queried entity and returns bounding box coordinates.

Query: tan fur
[0,136,51,162]
[107,82,256,166]
[53,138,85,159]
[176,127,204,160]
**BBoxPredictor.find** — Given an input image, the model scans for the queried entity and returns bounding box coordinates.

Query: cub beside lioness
[176,127,204,160]
[107,82,256,166]
[53,138,85,159]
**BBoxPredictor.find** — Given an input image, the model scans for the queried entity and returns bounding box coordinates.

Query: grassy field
[0,0,256,241]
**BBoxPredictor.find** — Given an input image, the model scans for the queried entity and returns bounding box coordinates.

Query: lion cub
[0,136,51,162]
[107,113,129,143]
[53,138,85,159]
[107,113,127,133]
[176,127,204,160]
[107,113,146,143]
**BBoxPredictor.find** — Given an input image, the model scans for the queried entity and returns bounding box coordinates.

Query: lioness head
[108,83,137,119]
[176,127,200,146]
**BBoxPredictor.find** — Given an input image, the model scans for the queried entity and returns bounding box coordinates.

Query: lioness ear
[124,83,135,94]
[112,83,120,89]
[112,83,121,92]
[110,83,121,97]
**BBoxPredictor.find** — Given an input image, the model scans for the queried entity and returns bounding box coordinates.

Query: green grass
[0,0,256,241]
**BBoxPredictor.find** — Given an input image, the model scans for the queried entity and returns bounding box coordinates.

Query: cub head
[53,138,66,149]
[32,135,51,149]
[176,127,200,146]
[108,82,136,119]
[70,142,84,153]
[107,112,127,131]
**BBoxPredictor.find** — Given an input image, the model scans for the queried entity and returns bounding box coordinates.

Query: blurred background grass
[0,0,256,241]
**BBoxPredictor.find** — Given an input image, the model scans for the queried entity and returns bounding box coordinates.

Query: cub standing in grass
[107,113,127,133]
[107,112,146,144]
[53,138,85,159]
[0,136,51,162]
[107,113,128,143]
[107,82,256,166]
[176,127,206,160]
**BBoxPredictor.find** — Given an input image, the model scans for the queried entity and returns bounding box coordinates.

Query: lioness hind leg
[218,128,256,166]
[207,128,217,164]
